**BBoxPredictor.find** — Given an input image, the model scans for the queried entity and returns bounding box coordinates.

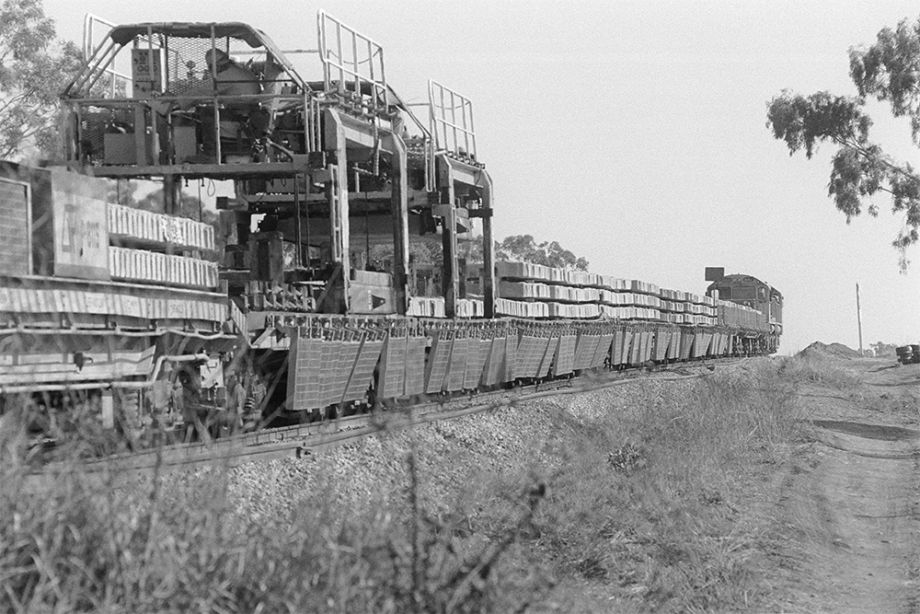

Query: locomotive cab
[705,270,783,353]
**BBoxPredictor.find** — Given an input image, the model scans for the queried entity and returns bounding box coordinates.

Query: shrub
[779,354,861,388]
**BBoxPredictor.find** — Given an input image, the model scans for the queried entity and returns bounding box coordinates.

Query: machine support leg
[441,205,459,318]
[385,131,409,315]
[436,156,459,318]
[324,110,351,312]
[480,172,495,318]
[293,172,304,268]
[334,146,350,283]
[163,175,179,216]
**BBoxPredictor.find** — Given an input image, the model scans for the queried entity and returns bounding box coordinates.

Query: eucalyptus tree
[0,0,81,160]
[767,16,920,268]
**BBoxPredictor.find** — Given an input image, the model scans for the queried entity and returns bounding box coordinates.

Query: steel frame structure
[60,13,497,323]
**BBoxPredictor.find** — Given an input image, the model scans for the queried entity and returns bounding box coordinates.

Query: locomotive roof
[710,273,783,299]
[720,273,765,284]
[108,22,269,48]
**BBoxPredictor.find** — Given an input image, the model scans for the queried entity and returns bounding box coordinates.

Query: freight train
[0,14,781,443]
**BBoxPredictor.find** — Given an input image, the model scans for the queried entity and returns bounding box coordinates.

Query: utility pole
[856,283,864,356]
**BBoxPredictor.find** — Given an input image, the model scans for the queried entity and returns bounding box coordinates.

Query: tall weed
[0,428,543,613]
[493,363,803,612]
[779,354,861,389]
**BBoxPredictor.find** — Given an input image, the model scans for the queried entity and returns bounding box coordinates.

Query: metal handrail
[428,80,477,161]
[386,85,435,191]
[76,15,183,98]
[82,13,131,98]
[316,11,388,114]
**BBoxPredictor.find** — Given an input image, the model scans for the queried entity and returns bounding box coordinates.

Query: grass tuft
[779,354,862,389]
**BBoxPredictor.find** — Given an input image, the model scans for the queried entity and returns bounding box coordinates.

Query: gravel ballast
[222,377,699,524]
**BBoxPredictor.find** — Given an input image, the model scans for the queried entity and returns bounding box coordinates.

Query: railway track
[29,357,747,484]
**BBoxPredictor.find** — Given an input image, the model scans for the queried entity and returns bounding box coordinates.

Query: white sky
[44,0,920,354]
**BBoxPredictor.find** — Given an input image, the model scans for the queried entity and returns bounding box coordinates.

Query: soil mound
[797,341,860,360]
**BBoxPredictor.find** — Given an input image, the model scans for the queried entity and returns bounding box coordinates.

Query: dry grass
[461,363,804,612]
[0,423,545,613]
[1,359,806,613]
[778,354,862,389]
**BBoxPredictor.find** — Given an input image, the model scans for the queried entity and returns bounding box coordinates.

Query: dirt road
[771,358,920,613]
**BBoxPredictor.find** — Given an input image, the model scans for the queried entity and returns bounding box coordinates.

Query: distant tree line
[458,234,589,270]
[494,234,589,271]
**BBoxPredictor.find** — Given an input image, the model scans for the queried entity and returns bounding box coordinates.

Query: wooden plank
[513,335,537,379]
[404,336,427,397]
[574,334,601,370]
[611,329,624,366]
[424,331,453,394]
[591,334,614,369]
[342,338,383,403]
[503,334,518,382]
[538,336,558,377]
[462,335,489,390]
[286,332,324,411]
[641,331,652,363]
[629,329,642,365]
[618,329,632,366]
[475,337,493,387]
[669,330,681,360]
[680,329,694,360]
[553,334,577,376]
[528,336,550,378]
[446,336,469,392]
[482,335,506,386]
[319,339,343,407]
[378,333,407,399]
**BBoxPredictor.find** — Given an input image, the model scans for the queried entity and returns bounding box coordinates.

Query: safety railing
[73,21,185,99]
[316,11,389,115]
[81,14,131,97]
[428,80,477,162]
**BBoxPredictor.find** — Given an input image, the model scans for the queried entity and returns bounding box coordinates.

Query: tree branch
[830,134,919,183]
[0,89,38,115]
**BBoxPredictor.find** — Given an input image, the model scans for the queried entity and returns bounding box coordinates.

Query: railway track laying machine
[0,13,782,438]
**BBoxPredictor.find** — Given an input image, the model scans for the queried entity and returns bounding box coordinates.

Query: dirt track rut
[774,361,920,613]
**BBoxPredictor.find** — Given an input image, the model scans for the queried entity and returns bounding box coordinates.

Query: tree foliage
[766,16,920,268]
[0,0,83,160]
[870,341,898,357]
[107,180,213,221]
[495,234,589,271]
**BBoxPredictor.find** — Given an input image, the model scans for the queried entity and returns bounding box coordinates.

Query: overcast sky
[44,0,920,353]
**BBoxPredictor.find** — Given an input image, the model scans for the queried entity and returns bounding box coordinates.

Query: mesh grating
[163,36,227,96]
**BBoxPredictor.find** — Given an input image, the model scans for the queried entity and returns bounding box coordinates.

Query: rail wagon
[0,13,781,443]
